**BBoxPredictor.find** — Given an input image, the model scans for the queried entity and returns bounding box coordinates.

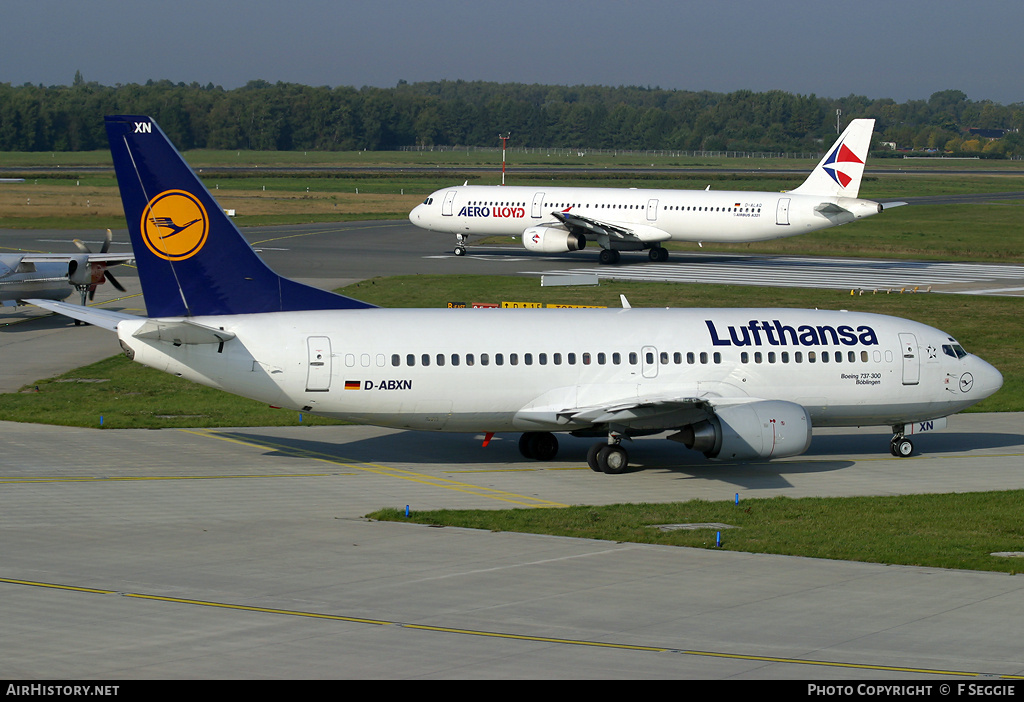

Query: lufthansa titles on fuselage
[706,320,879,348]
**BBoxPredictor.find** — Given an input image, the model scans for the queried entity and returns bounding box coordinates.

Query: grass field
[368,491,1024,574]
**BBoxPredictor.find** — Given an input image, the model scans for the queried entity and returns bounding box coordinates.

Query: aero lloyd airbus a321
[30,116,1001,474]
[410,119,902,263]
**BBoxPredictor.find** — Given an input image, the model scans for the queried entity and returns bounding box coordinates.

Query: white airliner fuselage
[409,119,896,263]
[410,184,881,248]
[111,307,1000,457]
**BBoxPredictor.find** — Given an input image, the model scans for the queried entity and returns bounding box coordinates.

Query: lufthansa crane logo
[140,190,209,261]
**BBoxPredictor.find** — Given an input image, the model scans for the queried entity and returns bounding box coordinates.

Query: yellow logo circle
[140,190,209,261]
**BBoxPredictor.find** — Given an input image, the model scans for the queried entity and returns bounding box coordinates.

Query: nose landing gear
[890,427,914,457]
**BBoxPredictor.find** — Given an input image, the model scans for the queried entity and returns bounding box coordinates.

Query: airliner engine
[675,400,812,460]
[522,227,586,253]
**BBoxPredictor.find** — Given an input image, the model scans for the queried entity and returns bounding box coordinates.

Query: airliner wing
[519,390,779,434]
[558,396,711,430]
[519,389,731,430]
[552,211,671,242]
[20,253,135,265]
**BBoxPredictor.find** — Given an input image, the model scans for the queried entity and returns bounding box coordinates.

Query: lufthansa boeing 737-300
[410,119,903,263]
[29,116,1001,474]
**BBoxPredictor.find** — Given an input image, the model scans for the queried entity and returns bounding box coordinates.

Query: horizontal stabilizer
[814,202,851,215]
[24,299,139,331]
[132,319,236,345]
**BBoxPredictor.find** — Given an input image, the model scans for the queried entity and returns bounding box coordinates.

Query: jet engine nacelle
[522,227,586,253]
[678,400,812,460]
[66,255,94,286]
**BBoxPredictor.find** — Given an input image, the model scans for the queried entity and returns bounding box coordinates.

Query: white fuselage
[0,259,74,304]
[409,185,882,245]
[115,307,1001,435]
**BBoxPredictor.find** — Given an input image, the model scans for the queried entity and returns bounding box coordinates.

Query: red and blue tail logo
[822,139,864,188]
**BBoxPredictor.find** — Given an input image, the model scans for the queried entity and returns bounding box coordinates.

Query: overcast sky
[3,0,1021,105]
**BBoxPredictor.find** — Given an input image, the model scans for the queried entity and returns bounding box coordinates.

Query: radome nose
[971,357,1003,400]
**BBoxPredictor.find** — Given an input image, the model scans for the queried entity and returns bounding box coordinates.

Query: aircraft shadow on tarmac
[804,430,1024,455]
[463,245,749,266]
[208,423,1022,492]
[212,428,855,490]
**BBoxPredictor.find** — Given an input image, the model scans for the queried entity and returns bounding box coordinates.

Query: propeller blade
[73,239,91,254]
[104,269,126,292]
[101,229,112,254]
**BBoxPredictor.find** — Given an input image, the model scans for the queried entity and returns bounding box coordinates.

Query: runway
[2,221,1024,679]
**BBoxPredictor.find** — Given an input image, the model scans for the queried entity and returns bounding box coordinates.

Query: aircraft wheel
[597,445,629,474]
[454,246,466,256]
[891,438,914,457]
[648,247,668,262]
[587,443,603,472]
[598,249,620,265]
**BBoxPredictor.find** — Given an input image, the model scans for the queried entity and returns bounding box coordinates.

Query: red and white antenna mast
[498,132,510,185]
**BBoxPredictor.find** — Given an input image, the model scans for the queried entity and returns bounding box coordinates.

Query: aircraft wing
[517,388,769,433]
[24,298,140,331]
[19,253,135,265]
[551,211,671,242]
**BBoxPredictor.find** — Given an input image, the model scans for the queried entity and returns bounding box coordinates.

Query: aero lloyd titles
[705,320,879,347]
[456,205,526,219]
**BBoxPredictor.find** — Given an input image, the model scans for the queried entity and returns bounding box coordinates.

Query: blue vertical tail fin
[105,115,374,318]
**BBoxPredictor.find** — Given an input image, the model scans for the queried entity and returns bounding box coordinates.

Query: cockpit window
[422,197,434,205]
[942,344,968,359]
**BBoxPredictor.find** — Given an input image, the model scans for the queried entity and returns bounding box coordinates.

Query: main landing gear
[517,431,631,474]
[890,426,914,457]
[520,431,630,474]
[586,440,629,474]
[597,246,669,265]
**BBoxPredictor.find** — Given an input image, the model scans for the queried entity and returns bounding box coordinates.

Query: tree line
[1,76,1021,156]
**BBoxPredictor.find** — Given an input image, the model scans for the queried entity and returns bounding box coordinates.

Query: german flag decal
[344,380,361,390]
